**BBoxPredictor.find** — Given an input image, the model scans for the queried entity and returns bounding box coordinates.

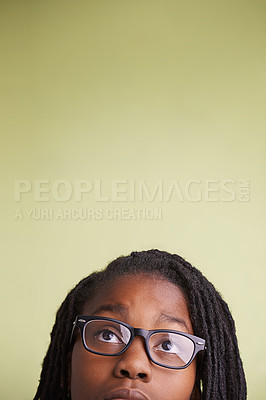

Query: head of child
[34,250,247,400]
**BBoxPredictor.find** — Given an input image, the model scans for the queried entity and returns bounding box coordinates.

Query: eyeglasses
[71,316,206,369]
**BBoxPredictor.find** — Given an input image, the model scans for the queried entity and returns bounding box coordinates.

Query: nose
[113,336,152,382]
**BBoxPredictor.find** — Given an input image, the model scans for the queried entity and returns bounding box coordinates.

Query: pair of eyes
[95,328,182,354]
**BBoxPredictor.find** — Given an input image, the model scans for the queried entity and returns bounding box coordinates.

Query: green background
[1,1,265,398]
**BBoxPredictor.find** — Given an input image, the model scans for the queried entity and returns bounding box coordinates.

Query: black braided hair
[34,249,247,400]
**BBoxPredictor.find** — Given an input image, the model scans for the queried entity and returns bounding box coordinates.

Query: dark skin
[70,274,198,400]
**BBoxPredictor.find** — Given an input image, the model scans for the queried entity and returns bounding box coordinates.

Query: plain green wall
[1,1,265,398]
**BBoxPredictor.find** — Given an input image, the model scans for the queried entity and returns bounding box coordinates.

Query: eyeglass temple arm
[70,318,79,345]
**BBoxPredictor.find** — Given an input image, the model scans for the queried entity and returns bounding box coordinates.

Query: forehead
[82,273,193,333]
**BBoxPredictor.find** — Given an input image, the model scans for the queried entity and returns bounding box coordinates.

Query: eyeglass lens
[83,320,195,368]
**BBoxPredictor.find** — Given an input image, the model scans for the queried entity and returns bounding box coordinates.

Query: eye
[95,329,122,343]
[160,339,173,351]
[153,337,182,354]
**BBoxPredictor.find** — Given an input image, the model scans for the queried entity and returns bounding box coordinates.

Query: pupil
[162,340,172,351]
[103,331,113,340]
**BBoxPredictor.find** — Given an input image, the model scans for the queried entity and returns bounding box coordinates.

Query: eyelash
[94,328,122,342]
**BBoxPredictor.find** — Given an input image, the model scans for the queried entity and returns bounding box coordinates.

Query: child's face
[70,274,197,400]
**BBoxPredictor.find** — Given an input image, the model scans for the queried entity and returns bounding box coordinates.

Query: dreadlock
[34,249,247,400]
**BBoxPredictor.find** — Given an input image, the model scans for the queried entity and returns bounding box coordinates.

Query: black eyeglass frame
[71,315,206,370]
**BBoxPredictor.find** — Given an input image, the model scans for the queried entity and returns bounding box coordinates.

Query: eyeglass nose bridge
[123,327,151,359]
[131,327,150,346]
[132,327,150,340]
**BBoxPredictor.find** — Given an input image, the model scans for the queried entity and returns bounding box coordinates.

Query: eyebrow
[91,304,189,331]
[92,302,128,317]
[156,313,189,331]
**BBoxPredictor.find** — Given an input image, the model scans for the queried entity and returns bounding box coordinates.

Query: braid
[34,275,97,399]
[34,249,246,400]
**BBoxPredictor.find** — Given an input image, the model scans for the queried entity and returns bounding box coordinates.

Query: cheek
[70,342,197,400]
[70,343,114,400]
[156,361,197,400]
